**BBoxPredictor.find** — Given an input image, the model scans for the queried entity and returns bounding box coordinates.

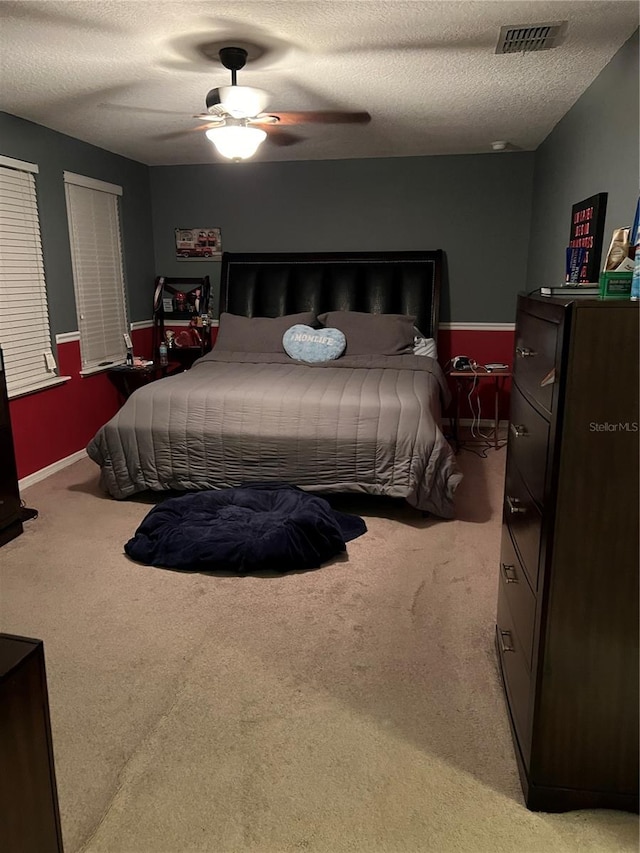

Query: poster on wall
[568,193,607,283]
[175,227,222,260]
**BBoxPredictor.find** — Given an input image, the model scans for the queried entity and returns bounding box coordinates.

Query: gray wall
[150,152,535,323]
[527,29,639,289]
[0,112,155,334]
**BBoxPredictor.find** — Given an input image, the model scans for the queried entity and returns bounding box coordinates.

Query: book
[565,246,586,282]
[540,285,600,297]
[568,193,608,283]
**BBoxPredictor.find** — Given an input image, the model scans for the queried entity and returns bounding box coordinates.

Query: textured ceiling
[0,1,637,166]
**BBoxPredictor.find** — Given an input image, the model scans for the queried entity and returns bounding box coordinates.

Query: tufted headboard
[219,251,442,339]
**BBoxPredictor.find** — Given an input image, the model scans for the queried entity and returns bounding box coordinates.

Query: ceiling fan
[192,46,371,160]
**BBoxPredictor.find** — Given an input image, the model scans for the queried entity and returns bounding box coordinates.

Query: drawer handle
[501,562,518,583]
[516,346,536,358]
[506,495,526,515]
[499,630,515,653]
[510,423,528,438]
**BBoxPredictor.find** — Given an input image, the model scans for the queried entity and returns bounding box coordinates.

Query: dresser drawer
[496,581,533,762]
[514,310,559,416]
[499,526,536,668]
[508,385,549,508]
[504,459,543,590]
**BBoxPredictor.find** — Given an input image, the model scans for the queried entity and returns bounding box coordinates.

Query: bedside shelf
[107,361,182,399]
[152,275,212,365]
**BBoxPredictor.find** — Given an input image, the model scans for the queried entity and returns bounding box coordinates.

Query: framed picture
[174,227,222,261]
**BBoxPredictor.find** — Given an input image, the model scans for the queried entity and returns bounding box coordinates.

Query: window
[0,155,58,397]
[64,172,128,373]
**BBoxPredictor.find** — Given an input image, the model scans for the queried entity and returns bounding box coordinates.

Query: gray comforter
[87,351,462,517]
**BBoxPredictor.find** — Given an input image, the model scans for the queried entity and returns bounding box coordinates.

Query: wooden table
[107,360,182,399]
[448,366,511,449]
[166,345,208,370]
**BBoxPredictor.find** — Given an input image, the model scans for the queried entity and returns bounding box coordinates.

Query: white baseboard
[440,322,516,331]
[19,448,87,491]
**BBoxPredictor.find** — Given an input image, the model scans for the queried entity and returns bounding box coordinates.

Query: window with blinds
[64,172,128,373]
[0,156,58,398]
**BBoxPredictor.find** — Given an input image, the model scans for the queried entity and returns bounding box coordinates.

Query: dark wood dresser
[496,293,639,813]
[0,347,23,546]
[0,634,64,852]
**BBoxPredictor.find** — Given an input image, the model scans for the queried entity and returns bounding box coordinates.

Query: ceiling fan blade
[255,111,371,127]
[193,112,229,125]
[264,128,305,147]
[154,123,216,141]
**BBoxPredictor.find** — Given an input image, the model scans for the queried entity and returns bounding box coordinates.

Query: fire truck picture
[175,228,221,259]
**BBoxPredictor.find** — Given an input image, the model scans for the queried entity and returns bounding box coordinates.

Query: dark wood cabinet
[108,360,183,400]
[496,294,639,813]
[0,634,64,852]
[162,345,208,370]
[0,347,23,546]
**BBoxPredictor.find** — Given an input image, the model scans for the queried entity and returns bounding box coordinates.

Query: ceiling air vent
[496,21,568,54]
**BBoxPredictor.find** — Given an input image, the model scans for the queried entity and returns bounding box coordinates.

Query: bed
[87,251,462,517]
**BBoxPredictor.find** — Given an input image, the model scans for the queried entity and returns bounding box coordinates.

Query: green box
[599,271,633,299]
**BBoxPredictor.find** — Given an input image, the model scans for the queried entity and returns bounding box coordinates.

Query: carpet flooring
[0,448,637,853]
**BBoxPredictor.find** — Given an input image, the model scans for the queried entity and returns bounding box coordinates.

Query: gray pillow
[317,311,416,356]
[215,311,316,353]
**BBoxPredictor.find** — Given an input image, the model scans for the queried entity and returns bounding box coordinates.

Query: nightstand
[107,361,182,399]
[449,366,511,449]
[167,346,208,370]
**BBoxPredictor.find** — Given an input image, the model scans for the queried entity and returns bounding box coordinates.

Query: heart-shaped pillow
[283,324,346,363]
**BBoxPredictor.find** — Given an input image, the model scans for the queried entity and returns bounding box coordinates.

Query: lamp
[210,85,270,119]
[205,123,267,161]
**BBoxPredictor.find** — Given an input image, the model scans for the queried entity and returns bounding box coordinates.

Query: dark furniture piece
[152,275,212,368]
[449,366,511,450]
[0,347,22,546]
[0,634,64,852]
[163,343,207,371]
[496,293,639,813]
[107,360,182,400]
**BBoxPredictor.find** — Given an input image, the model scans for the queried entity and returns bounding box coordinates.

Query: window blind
[64,174,128,372]
[0,158,57,397]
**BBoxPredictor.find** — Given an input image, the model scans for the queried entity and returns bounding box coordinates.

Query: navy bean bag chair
[124,483,367,573]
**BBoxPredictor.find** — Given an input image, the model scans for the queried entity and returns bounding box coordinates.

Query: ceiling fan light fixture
[213,85,270,119]
[205,124,267,161]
